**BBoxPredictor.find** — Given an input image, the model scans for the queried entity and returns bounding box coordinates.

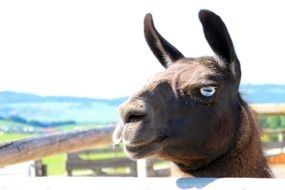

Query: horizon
[0,83,284,100]
[1,1,285,99]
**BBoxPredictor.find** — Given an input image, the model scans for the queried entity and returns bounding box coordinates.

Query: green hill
[0,91,127,124]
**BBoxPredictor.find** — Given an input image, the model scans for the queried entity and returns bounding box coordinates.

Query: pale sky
[0,0,284,98]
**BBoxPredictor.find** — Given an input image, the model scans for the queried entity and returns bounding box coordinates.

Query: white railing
[0,177,285,190]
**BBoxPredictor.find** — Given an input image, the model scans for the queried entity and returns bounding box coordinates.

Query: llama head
[113,10,242,170]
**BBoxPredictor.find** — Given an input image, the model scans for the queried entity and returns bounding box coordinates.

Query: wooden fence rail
[0,127,114,167]
[251,104,285,115]
[0,104,284,168]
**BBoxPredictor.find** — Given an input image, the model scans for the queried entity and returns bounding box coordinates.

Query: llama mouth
[124,135,168,159]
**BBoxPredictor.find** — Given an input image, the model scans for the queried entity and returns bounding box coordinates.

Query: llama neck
[171,105,272,177]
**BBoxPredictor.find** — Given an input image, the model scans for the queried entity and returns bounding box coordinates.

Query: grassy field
[0,133,32,141]
[42,154,66,175]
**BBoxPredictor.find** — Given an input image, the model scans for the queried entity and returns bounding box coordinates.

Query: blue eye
[200,86,216,97]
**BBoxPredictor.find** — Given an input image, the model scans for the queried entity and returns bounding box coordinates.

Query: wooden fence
[251,104,285,115]
[63,130,285,177]
[65,145,171,177]
[263,129,285,154]
[0,127,114,167]
[66,146,137,176]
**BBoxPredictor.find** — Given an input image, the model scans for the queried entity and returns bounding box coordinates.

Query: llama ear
[144,13,184,68]
[199,10,241,81]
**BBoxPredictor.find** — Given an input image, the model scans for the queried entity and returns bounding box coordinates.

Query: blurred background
[0,0,284,177]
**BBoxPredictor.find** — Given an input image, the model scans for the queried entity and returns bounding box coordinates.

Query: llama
[113,9,272,177]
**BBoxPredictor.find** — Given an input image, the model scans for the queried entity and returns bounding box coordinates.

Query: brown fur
[171,105,271,177]
[113,10,272,177]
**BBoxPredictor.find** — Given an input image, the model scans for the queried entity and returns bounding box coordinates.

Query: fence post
[35,160,47,176]
[278,131,283,143]
[137,159,148,177]
[278,130,284,153]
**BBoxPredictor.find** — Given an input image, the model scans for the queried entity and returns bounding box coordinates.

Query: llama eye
[200,86,216,97]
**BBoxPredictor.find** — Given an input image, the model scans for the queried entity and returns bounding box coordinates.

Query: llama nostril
[126,112,146,123]
[119,98,150,124]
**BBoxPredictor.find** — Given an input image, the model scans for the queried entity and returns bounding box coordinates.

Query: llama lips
[123,135,167,147]
[123,135,167,159]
